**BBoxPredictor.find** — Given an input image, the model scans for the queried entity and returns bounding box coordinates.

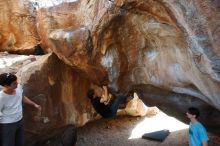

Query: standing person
[186,107,209,146]
[0,73,41,146]
[87,86,127,118]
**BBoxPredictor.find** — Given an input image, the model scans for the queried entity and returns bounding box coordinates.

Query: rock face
[0,52,36,75]
[1,53,92,144]
[0,0,40,53]
[36,0,220,132]
[0,0,220,134]
[17,53,95,129]
[35,0,220,109]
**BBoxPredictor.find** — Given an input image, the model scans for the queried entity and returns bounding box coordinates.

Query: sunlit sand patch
[129,111,188,139]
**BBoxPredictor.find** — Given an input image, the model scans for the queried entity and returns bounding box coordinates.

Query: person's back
[90,96,113,118]
[87,89,126,118]
[189,121,208,146]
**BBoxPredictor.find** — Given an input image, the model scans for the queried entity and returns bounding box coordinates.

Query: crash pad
[142,129,170,142]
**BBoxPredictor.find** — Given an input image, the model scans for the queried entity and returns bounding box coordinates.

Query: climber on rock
[87,86,127,118]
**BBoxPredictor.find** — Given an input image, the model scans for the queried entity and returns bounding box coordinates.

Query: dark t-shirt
[90,96,113,118]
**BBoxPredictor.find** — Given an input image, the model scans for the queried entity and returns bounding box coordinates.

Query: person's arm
[0,97,3,119]
[199,124,209,146]
[100,86,108,103]
[103,86,108,99]
[202,140,208,146]
[23,96,41,112]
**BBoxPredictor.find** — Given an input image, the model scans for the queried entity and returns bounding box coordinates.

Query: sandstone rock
[124,93,148,116]
[0,53,94,144]
[122,93,159,117]
[0,0,39,52]
[17,53,95,132]
[1,0,220,134]
[34,0,220,112]
[0,52,37,75]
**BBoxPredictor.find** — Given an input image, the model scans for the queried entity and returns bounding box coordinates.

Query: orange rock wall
[1,0,220,134]
[0,0,39,52]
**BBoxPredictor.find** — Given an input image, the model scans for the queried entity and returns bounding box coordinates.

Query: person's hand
[33,104,42,121]
[34,104,42,112]
[102,86,107,90]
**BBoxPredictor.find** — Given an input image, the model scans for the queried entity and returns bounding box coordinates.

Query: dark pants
[0,120,24,146]
[107,95,126,118]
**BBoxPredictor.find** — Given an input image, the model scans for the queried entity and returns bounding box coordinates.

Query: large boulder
[35,0,220,133]
[17,53,96,130]
[0,0,220,134]
[15,53,99,144]
[35,0,220,109]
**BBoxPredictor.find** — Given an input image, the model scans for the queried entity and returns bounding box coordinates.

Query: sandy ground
[77,115,220,146]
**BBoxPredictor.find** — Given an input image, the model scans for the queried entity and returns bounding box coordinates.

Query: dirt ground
[77,115,220,146]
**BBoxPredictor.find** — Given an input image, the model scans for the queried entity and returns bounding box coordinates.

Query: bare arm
[103,86,108,100]
[202,141,208,146]
[100,86,110,104]
[23,96,41,112]
[0,97,3,119]
[100,86,109,103]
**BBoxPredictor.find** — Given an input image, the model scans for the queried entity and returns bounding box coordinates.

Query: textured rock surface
[0,0,220,134]
[35,0,220,110]
[0,0,40,52]
[123,93,151,117]
[17,53,96,130]
[0,52,36,75]
[1,53,89,144]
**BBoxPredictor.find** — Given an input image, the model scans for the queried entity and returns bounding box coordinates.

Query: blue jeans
[107,95,126,118]
[0,120,24,146]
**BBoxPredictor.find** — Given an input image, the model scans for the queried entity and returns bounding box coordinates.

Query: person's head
[186,107,200,120]
[0,73,18,90]
[87,89,95,100]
